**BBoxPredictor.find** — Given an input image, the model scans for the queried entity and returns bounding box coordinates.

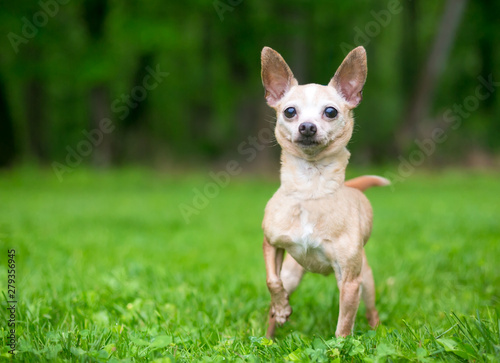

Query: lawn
[0,167,499,362]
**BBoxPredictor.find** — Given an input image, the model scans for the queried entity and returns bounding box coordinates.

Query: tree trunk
[89,85,112,167]
[400,0,418,100]
[0,75,16,166]
[396,0,468,151]
[25,79,46,162]
[84,0,111,166]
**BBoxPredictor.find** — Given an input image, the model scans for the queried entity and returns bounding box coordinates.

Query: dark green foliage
[0,1,499,166]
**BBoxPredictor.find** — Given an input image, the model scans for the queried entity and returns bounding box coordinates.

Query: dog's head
[261,46,367,160]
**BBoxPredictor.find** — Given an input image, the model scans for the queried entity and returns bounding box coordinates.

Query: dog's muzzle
[296,122,320,146]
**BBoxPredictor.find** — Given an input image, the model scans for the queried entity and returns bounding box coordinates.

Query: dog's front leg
[263,237,291,338]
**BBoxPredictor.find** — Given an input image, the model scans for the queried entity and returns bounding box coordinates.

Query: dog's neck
[280,147,350,199]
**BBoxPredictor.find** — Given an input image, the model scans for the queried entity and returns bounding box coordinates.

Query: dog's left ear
[329,46,367,109]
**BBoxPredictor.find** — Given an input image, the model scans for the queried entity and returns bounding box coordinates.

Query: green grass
[0,167,499,362]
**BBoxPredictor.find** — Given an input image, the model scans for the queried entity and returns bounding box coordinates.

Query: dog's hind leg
[281,253,305,295]
[361,250,379,328]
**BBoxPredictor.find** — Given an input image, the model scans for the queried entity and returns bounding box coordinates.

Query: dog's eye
[284,107,296,118]
[324,107,338,119]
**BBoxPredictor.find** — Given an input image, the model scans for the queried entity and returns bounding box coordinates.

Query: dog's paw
[271,303,292,325]
[366,310,379,329]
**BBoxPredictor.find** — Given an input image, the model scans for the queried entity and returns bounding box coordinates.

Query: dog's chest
[295,207,320,249]
[267,201,334,274]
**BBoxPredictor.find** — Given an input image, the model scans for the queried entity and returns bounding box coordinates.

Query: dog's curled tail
[345,175,390,192]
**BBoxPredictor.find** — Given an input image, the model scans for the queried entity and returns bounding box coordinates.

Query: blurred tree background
[0,0,499,170]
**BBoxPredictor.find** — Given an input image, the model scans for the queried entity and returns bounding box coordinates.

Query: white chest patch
[298,208,319,249]
[285,207,332,274]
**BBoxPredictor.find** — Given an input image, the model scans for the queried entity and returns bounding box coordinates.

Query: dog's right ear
[261,47,297,107]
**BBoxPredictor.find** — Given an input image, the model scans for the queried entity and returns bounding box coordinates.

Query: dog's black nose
[298,122,317,137]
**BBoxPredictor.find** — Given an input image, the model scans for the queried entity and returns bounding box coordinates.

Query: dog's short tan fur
[260,46,389,338]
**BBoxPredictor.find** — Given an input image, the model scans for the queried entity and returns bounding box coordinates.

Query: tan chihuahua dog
[261,46,389,338]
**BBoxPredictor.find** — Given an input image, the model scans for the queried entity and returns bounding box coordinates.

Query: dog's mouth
[295,137,321,147]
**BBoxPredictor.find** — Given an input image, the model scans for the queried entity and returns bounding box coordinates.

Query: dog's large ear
[261,47,297,107]
[328,46,367,109]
